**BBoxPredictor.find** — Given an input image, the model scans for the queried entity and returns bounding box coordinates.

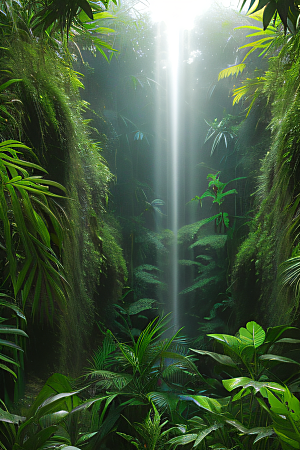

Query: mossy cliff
[233,34,300,327]
[2,37,127,376]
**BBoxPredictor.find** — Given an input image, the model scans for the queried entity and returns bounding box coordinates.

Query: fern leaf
[218,63,246,81]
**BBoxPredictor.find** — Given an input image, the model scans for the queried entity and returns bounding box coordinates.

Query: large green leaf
[22,425,57,450]
[168,433,198,448]
[191,349,237,367]
[27,373,81,418]
[194,422,224,447]
[265,325,296,344]
[0,326,28,337]
[225,419,274,442]
[207,333,241,354]
[34,391,81,420]
[259,354,300,365]
[0,408,25,424]
[223,377,284,393]
[180,395,223,414]
[238,321,265,348]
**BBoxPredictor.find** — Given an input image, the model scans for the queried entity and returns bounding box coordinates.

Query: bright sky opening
[148,0,240,29]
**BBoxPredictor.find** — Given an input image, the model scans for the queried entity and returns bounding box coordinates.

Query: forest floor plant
[0,316,205,449]
[2,318,300,449]
[168,320,300,449]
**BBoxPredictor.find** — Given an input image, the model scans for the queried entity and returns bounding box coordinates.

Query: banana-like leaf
[194,422,224,447]
[39,410,69,428]
[34,391,81,421]
[275,338,300,344]
[22,425,57,450]
[223,377,284,393]
[0,408,25,424]
[168,433,198,449]
[265,325,296,343]
[259,354,300,365]
[179,395,223,414]
[226,419,274,442]
[191,349,237,368]
[207,333,241,354]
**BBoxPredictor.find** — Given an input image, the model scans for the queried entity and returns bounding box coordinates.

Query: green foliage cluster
[170,320,300,450]
[2,318,300,450]
[0,2,127,379]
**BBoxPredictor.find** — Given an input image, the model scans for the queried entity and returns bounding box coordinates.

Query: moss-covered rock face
[1,37,127,376]
[233,34,300,327]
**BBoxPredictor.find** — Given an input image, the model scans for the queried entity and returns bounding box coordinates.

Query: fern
[127,298,157,315]
[178,260,203,267]
[134,265,165,287]
[177,216,217,244]
[218,63,246,81]
[189,235,227,250]
[232,76,266,117]
[180,275,219,295]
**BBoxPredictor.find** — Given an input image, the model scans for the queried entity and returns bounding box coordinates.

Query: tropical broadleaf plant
[169,322,300,450]
[190,172,245,232]
[192,321,300,385]
[222,377,300,448]
[191,172,245,208]
[0,140,68,321]
[0,373,84,450]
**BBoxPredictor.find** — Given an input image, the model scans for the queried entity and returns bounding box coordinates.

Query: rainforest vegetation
[1,0,300,448]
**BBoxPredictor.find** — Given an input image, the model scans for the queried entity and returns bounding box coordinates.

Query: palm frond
[88,369,133,391]
[0,140,68,321]
[89,331,117,371]
[280,256,300,295]
[0,295,27,378]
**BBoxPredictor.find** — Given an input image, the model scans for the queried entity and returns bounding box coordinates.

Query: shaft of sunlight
[168,25,180,331]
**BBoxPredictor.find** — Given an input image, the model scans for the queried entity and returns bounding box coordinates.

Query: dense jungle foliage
[2,0,300,449]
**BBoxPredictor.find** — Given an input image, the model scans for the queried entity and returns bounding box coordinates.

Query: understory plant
[2,319,300,449]
[203,116,237,156]
[169,320,300,449]
[117,403,173,450]
[0,372,129,450]
[0,317,203,449]
[86,314,202,407]
[191,172,245,233]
